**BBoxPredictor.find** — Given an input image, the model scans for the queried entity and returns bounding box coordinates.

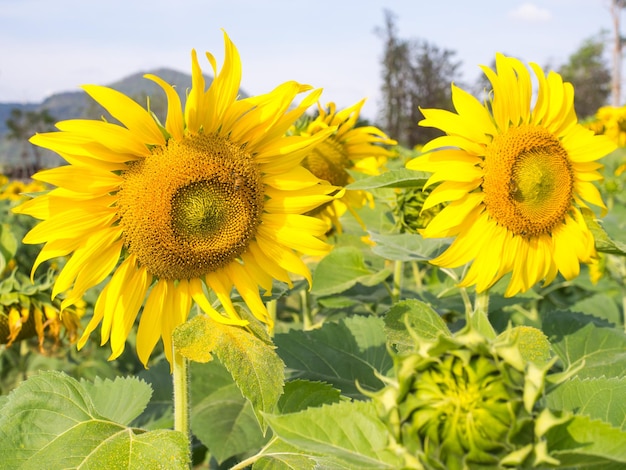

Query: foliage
[2,89,626,470]
[558,33,612,119]
[376,9,463,147]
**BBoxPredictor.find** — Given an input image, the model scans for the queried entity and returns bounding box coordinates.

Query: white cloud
[509,3,552,22]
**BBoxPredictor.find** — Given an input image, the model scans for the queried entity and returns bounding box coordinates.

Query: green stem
[391,259,404,303]
[622,292,626,334]
[266,298,277,334]
[172,346,191,466]
[473,289,490,317]
[230,436,279,470]
[411,261,423,292]
[300,289,313,330]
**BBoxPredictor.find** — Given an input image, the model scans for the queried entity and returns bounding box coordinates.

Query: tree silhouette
[376,10,462,147]
[5,108,56,177]
[558,34,612,119]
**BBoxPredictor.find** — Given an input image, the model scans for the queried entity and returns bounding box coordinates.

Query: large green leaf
[253,440,319,470]
[173,314,285,428]
[383,299,451,349]
[311,246,391,297]
[346,168,428,190]
[274,316,392,398]
[542,310,626,378]
[134,360,174,430]
[264,400,401,469]
[0,371,189,469]
[274,316,393,398]
[81,376,152,426]
[189,361,268,464]
[253,439,351,470]
[277,380,342,414]
[547,414,626,466]
[546,377,626,430]
[368,231,448,262]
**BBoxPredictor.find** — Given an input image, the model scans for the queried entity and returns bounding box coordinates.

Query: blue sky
[0,0,616,121]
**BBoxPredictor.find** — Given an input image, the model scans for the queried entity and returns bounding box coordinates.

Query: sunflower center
[482,125,574,237]
[301,138,351,187]
[117,134,264,280]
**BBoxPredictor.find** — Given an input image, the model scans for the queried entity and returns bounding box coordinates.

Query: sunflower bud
[393,187,441,234]
[372,328,559,469]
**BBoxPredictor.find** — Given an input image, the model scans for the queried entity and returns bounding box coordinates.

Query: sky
[0,0,617,121]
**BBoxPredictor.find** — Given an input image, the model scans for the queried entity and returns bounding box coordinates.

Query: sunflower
[294,100,396,232]
[406,53,616,297]
[13,31,339,366]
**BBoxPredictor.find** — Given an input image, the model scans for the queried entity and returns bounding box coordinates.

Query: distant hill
[0,68,248,175]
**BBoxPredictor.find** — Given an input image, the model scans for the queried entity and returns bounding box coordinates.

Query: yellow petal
[224,261,272,326]
[32,165,122,196]
[245,242,292,287]
[264,185,340,214]
[188,277,247,326]
[262,166,321,190]
[55,120,151,157]
[145,74,185,141]
[256,232,312,286]
[202,31,242,134]
[109,264,151,360]
[136,280,168,366]
[82,85,165,146]
[205,271,240,321]
[258,218,329,256]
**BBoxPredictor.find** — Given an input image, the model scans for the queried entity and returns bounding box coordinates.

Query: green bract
[372,327,563,469]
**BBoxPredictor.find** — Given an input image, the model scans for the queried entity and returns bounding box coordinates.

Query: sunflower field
[1,32,626,470]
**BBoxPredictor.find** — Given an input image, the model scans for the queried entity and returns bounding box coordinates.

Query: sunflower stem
[172,347,191,465]
[266,298,277,334]
[300,289,314,330]
[473,289,490,317]
[391,260,404,303]
[411,261,423,292]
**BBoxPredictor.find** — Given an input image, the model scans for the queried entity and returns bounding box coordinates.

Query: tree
[376,10,462,147]
[5,108,56,176]
[558,34,611,119]
[610,0,625,106]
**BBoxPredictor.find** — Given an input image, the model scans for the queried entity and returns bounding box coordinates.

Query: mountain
[1,68,247,175]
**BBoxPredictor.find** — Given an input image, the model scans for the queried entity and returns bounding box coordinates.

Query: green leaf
[253,439,319,470]
[278,380,342,413]
[311,246,392,296]
[546,377,626,430]
[571,292,622,325]
[383,299,451,349]
[468,306,498,339]
[264,400,401,469]
[253,439,351,470]
[0,371,189,469]
[274,316,392,398]
[173,314,285,428]
[585,210,626,256]
[547,414,626,466]
[81,376,153,426]
[190,361,268,463]
[134,360,173,430]
[368,231,447,262]
[542,310,626,378]
[346,168,428,190]
[0,223,18,272]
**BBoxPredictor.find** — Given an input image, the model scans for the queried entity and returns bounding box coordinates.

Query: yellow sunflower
[407,53,616,297]
[13,31,339,366]
[295,100,396,232]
